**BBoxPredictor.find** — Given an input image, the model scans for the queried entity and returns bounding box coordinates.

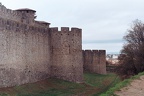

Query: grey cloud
[83,39,124,44]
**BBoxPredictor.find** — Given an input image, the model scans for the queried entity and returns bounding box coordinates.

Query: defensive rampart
[0,3,22,22]
[0,3,106,88]
[0,17,51,87]
[50,27,83,82]
[83,50,106,74]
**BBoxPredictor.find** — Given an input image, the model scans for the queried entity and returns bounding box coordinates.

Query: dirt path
[115,76,144,96]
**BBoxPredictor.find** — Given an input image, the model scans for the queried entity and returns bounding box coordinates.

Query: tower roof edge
[15,8,36,12]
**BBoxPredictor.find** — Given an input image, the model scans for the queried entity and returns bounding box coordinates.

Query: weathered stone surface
[83,50,106,74]
[0,4,83,88]
[0,19,51,87]
[0,3,107,88]
[50,27,83,83]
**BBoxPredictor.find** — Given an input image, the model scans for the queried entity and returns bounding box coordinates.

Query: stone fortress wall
[0,15,51,87]
[0,3,22,22]
[0,3,83,87]
[83,50,106,74]
[50,27,83,82]
[0,3,106,88]
[0,3,48,27]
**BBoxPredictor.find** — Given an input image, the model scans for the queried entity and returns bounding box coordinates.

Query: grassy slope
[0,73,119,96]
[100,72,144,96]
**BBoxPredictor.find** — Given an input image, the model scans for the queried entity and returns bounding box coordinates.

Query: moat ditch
[0,72,120,96]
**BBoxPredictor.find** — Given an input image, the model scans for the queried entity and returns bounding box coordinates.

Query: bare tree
[116,20,144,79]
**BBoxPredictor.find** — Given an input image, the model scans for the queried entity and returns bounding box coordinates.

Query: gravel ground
[115,76,144,96]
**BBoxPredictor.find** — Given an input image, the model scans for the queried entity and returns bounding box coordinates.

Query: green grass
[100,72,144,96]
[84,72,119,87]
[0,72,119,96]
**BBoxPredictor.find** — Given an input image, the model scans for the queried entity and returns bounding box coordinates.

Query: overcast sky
[1,0,144,54]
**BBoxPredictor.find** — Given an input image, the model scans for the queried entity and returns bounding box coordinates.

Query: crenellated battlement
[0,17,48,33]
[83,50,105,53]
[49,27,58,32]
[0,3,50,28]
[50,27,82,32]
[49,27,82,38]
[50,26,83,82]
[0,3,22,22]
[0,3,106,88]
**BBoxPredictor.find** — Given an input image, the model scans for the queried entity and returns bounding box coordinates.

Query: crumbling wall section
[0,18,51,87]
[50,27,83,83]
[83,50,106,74]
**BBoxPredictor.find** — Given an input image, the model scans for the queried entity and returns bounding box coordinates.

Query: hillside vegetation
[100,72,144,96]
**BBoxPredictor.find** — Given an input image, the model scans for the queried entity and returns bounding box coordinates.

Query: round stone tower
[15,8,36,25]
